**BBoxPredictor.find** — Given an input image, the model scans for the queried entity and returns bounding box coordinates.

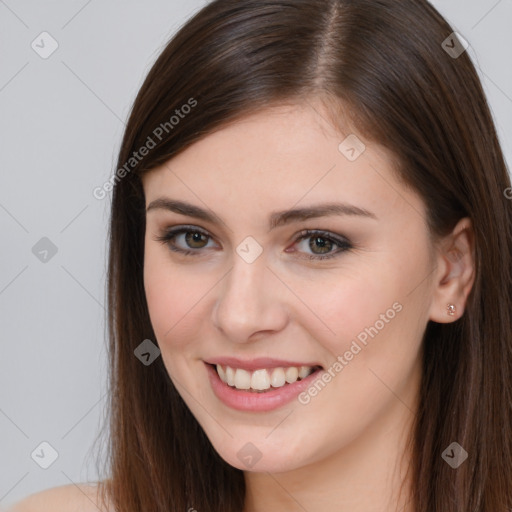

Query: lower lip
[205,363,323,412]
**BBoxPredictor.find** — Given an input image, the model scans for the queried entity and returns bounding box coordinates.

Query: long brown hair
[94,0,512,510]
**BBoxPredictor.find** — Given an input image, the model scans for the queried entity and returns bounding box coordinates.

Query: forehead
[142,102,424,225]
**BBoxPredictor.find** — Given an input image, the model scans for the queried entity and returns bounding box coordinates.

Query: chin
[201,425,317,473]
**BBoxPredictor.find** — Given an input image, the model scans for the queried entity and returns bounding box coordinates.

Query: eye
[290,230,353,260]
[153,226,217,256]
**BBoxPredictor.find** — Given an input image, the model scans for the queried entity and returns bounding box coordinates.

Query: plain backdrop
[1,0,511,507]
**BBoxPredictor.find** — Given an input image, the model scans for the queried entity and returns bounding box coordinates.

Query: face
[142,102,436,473]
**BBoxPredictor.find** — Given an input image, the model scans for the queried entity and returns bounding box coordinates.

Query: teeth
[270,367,286,387]
[234,368,251,389]
[217,364,226,382]
[225,366,235,386]
[298,366,310,379]
[215,364,317,391]
[251,369,271,390]
[285,366,299,383]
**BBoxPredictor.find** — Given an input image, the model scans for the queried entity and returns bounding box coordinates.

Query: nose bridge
[212,247,287,341]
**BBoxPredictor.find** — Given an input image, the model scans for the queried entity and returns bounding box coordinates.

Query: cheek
[294,250,429,365]
[144,247,182,345]
[299,283,397,371]
[143,248,213,352]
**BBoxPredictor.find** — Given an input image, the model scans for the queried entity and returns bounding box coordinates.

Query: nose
[212,251,289,343]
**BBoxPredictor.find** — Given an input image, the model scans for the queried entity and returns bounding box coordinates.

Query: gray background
[1,0,511,507]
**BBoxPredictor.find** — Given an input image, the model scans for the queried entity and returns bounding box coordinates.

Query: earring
[447,304,456,316]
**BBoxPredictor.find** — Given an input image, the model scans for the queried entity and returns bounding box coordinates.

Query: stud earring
[447,304,456,316]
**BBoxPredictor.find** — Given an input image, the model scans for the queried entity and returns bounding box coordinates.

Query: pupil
[310,236,331,254]
[186,231,207,248]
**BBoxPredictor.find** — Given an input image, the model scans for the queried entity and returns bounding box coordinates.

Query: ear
[428,217,475,323]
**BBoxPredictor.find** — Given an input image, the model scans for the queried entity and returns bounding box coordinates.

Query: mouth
[205,361,324,412]
[208,363,323,393]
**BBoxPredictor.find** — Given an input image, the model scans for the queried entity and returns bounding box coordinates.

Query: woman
[10,0,512,511]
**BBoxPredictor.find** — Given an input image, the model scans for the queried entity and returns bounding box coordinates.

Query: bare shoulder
[6,482,114,512]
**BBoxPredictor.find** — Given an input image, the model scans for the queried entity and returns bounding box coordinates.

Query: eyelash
[153,225,353,261]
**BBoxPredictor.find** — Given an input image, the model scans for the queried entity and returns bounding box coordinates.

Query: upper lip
[204,357,322,372]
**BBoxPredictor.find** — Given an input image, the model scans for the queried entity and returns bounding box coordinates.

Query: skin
[142,101,475,512]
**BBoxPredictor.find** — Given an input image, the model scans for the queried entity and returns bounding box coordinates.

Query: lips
[204,359,324,412]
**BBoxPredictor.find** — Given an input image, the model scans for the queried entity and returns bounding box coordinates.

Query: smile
[215,364,321,391]
[205,362,324,412]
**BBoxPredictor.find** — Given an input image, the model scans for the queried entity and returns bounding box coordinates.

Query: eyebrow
[146,198,378,229]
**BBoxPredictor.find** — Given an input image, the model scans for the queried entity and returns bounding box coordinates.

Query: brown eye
[154,226,216,256]
[292,230,352,261]
[308,236,334,255]
[184,231,209,249]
